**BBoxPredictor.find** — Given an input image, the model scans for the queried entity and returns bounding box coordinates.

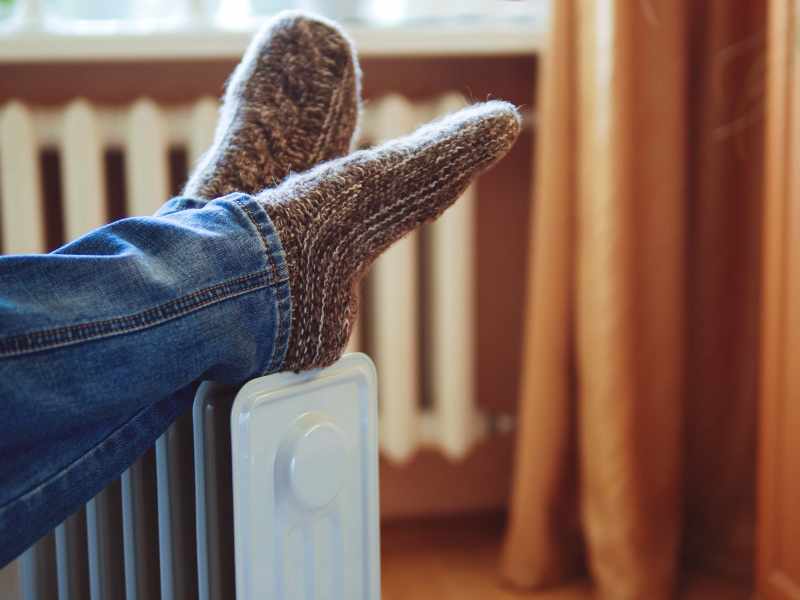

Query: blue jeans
[0,194,292,567]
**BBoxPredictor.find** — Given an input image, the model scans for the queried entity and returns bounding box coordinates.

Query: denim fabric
[0,193,292,567]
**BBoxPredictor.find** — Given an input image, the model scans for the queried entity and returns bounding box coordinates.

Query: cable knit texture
[183,10,361,199]
[260,101,522,371]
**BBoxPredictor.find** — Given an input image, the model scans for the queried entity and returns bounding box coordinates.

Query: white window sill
[0,19,546,62]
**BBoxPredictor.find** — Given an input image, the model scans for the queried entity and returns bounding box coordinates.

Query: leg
[0,10,361,566]
[0,101,520,567]
[0,195,288,566]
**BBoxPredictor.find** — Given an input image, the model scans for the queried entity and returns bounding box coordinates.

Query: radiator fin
[193,383,236,600]
[126,99,169,216]
[121,451,160,600]
[55,510,89,600]
[188,97,220,169]
[62,99,106,240]
[369,94,423,463]
[429,93,480,459]
[0,102,45,253]
[20,534,57,600]
[156,411,198,600]
[86,482,125,600]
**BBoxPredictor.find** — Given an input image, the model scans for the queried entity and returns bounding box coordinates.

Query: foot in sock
[183,10,361,199]
[259,100,522,372]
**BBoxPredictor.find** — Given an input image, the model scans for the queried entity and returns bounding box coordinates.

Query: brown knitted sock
[260,101,522,371]
[184,11,361,199]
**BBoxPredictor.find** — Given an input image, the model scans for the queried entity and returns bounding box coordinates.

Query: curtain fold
[503,1,764,597]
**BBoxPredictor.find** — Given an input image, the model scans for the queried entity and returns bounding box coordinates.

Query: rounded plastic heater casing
[230,353,381,600]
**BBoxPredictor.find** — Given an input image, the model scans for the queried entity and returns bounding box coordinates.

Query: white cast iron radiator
[0,94,512,599]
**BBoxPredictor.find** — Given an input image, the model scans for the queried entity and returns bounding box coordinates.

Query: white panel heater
[228,353,380,600]
[0,94,514,599]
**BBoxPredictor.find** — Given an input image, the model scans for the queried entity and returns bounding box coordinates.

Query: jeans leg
[0,193,292,567]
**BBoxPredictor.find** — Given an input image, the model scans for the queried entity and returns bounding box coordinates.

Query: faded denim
[0,193,292,566]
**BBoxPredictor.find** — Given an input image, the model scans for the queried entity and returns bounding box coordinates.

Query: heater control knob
[288,417,348,510]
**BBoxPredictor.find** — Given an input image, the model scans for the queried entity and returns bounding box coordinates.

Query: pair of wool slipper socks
[183,11,521,372]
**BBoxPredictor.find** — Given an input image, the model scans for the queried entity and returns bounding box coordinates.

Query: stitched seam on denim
[0,389,184,514]
[267,280,286,372]
[232,195,291,372]
[233,196,281,283]
[265,280,291,373]
[0,269,280,358]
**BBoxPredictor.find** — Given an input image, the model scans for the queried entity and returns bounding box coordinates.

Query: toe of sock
[254,10,359,74]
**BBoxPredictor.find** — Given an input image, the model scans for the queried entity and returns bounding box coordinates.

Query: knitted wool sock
[183,11,361,199]
[260,100,522,371]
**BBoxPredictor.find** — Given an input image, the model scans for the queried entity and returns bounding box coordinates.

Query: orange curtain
[502,1,764,598]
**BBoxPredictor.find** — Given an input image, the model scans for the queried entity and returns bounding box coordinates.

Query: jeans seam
[0,269,284,358]
[0,389,182,514]
[233,196,281,282]
[264,280,291,374]
[266,278,287,373]
[231,195,292,373]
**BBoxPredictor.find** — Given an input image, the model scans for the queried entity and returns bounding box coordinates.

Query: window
[0,0,545,30]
